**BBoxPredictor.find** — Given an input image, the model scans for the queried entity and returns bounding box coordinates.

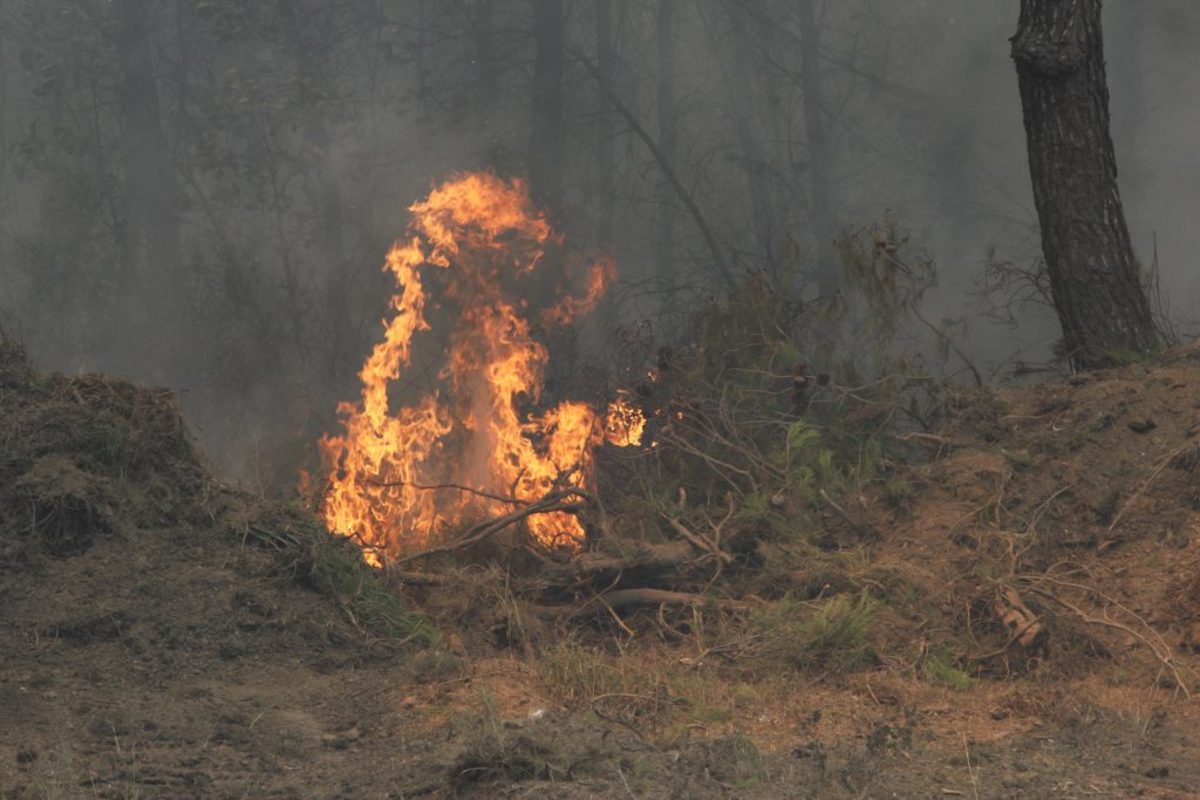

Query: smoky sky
[0,0,1197,486]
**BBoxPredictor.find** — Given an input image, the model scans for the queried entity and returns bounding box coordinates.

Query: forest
[3,1,1200,798]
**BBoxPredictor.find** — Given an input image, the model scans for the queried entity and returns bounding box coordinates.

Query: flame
[317,173,637,565]
[540,256,617,327]
[604,393,646,448]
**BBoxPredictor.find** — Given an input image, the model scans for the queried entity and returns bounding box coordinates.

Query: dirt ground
[4,337,1200,798]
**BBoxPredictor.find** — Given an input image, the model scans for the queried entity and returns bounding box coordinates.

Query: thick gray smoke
[0,0,1196,486]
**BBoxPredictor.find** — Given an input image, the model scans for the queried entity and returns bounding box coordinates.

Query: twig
[1020,576,1190,698]
[368,479,524,506]
[963,732,980,800]
[1106,442,1193,534]
[819,488,872,538]
[662,513,734,564]
[565,44,736,291]
[390,490,588,567]
[596,593,637,637]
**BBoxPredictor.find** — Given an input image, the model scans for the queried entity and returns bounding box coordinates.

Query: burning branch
[313,174,644,563]
[391,488,593,568]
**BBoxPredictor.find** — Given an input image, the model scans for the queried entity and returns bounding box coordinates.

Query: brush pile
[0,335,211,568]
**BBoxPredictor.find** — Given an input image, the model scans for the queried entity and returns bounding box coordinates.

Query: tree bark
[797,0,835,301]
[529,0,565,223]
[1011,0,1159,369]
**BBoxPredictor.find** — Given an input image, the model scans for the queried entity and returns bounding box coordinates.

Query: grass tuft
[751,593,879,672]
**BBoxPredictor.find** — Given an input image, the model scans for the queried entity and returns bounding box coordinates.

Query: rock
[1127,418,1156,434]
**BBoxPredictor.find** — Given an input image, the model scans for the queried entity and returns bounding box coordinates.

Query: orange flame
[604,393,646,448]
[317,173,638,565]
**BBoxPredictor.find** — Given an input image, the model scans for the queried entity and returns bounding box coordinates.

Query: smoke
[1,0,1198,487]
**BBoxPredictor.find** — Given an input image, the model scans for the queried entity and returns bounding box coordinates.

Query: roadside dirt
[4,335,1200,798]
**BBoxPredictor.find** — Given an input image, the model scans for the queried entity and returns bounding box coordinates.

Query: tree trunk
[797,0,835,301]
[529,0,565,223]
[1011,0,1159,368]
[655,0,677,302]
[112,0,182,337]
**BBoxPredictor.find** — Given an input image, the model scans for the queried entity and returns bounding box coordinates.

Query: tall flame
[317,173,643,565]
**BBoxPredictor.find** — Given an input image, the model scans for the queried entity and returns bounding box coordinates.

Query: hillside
[3,334,1200,799]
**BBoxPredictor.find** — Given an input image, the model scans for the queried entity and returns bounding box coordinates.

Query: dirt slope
[4,335,1200,799]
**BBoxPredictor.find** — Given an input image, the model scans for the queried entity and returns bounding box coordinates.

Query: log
[543,541,695,586]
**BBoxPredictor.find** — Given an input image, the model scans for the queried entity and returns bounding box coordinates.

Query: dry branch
[390,489,588,567]
[529,589,753,619]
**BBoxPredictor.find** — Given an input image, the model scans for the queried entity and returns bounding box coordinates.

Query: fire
[317,173,642,565]
[604,393,646,448]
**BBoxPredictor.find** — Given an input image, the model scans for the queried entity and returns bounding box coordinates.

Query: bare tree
[1012,0,1159,368]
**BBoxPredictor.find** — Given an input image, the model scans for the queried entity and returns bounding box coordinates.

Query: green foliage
[750,593,879,672]
[695,734,767,788]
[921,653,978,691]
[451,693,571,788]
[882,477,915,510]
[306,537,438,646]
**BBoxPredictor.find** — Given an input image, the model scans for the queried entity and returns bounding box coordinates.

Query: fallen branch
[1019,575,1190,698]
[544,541,695,585]
[601,588,753,612]
[390,489,588,567]
[819,488,873,539]
[369,479,524,506]
[662,514,734,565]
[529,589,753,619]
[1106,441,1193,534]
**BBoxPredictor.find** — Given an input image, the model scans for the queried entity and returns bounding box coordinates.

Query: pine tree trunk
[1011,0,1159,368]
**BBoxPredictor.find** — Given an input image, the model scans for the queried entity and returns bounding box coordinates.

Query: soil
[4,335,1200,799]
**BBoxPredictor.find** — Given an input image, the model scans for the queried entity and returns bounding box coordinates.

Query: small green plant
[450,691,570,790]
[921,653,977,690]
[751,593,879,672]
[698,734,767,788]
[306,538,438,645]
[882,477,915,510]
[1002,448,1034,471]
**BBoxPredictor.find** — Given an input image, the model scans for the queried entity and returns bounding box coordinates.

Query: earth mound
[4,332,1200,798]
